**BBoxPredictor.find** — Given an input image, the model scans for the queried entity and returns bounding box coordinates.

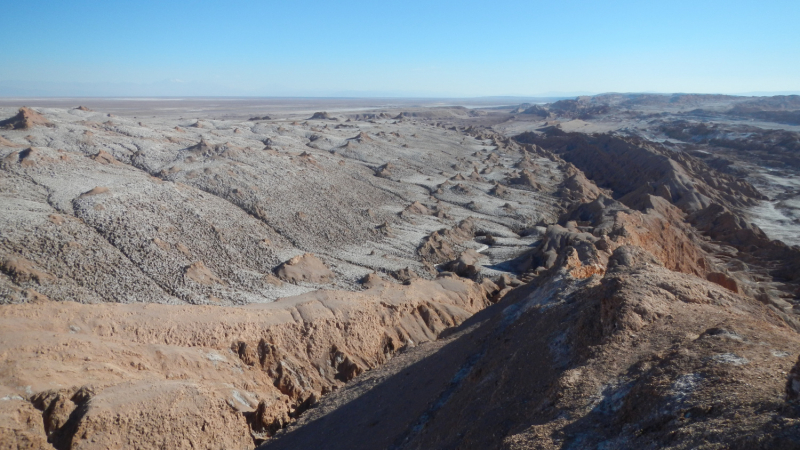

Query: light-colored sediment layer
[0,105,564,307]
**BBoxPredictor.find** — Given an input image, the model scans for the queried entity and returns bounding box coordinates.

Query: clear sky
[1,0,798,97]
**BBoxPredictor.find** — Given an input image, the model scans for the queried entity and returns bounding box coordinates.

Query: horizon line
[1,91,799,101]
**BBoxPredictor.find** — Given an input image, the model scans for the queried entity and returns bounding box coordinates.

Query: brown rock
[515,153,539,170]
[3,148,48,168]
[360,273,387,289]
[0,275,494,446]
[79,186,110,198]
[442,249,483,279]
[404,201,430,215]
[490,183,509,197]
[331,348,364,382]
[0,257,55,284]
[375,163,394,178]
[264,274,283,286]
[232,340,259,366]
[187,137,215,156]
[24,289,50,303]
[68,381,253,450]
[40,392,75,437]
[0,398,50,449]
[251,398,291,439]
[275,254,334,284]
[152,238,170,251]
[417,219,476,265]
[175,243,192,257]
[184,261,224,285]
[563,247,606,279]
[508,169,543,191]
[348,131,372,143]
[91,150,120,165]
[392,267,419,284]
[0,107,53,130]
[706,272,740,293]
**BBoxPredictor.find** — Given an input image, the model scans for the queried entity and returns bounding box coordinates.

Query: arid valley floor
[2,94,800,449]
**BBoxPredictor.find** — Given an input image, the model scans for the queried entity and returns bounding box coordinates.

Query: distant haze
[1,0,798,97]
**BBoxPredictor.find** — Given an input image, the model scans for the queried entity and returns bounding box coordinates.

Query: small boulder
[184,261,224,286]
[275,254,334,284]
[360,273,387,289]
[392,267,419,284]
[404,201,430,215]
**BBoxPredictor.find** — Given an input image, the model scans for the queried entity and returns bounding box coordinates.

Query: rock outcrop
[517,128,800,321]
[275,254,334,284]
[418,219,476,265]
[309,112,332,120]
[0,107,53,130]
[263,244,800,450]
[0,276,493,448]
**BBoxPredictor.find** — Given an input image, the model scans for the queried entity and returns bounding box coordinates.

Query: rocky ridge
[260,108,800,449]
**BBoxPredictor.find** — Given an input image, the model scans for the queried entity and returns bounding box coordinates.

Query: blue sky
[1,0,798,97]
